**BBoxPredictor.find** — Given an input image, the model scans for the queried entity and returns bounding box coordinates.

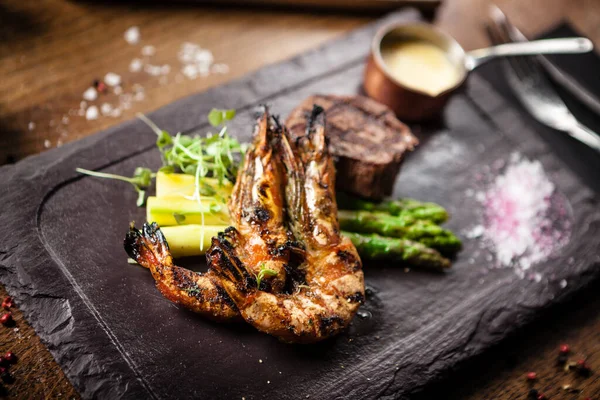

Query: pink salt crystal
[472,153,571,274]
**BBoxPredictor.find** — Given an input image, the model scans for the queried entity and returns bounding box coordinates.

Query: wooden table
[1,0,598,398]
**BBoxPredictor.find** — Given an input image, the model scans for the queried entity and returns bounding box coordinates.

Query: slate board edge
[0,10,421,399]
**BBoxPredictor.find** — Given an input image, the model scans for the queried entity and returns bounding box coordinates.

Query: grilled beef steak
[286,94,418,200]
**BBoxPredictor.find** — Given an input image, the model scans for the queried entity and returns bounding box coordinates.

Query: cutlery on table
[489,4,600,119]
[486,8,600,153]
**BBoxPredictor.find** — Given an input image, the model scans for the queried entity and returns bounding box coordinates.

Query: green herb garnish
[255,263,278,289]
[184,284,201,297]
[75,167,154,206]
[207,108,236,128]
[173,212,186,225]
[76,109,245,212]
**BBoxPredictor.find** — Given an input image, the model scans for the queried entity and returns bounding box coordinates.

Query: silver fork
[487,6,600,153]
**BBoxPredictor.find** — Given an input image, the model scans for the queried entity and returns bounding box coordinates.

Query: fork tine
[486,15,530,82]
[489,9,538,82]
[507,56,531,81]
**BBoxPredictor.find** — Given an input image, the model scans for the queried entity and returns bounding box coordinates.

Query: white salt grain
[134,92,145,101]
[110,108,122,118]
[211,63,230,74]
[100,103,113,115]
[559,279,567,289]
[44,139,51,148]
[80,100,87,109]
[141,45,156,57]
[144,64,163,76]
[129,58,143,73]
[82,87,98,101]
[104,72,122,87]
[61,115,69,125]
[124,26,140,45]
[28,121,36,131]
[178,42,218,80]
[465,225,484,239]
[114,86,123,95]
[161,64,171,75]
[182,64,198,79]
[86,105,99,120]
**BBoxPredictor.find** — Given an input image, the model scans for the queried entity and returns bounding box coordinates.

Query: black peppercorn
[0,372,13,384]
[557,354,568,364]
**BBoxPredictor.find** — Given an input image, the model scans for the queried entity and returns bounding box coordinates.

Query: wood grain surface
[0,0,598,398]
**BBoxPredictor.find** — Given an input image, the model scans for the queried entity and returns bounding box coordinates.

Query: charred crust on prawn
[252,206,271,223]
[346,292,365,304]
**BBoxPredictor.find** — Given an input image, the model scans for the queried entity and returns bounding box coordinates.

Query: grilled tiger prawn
[124,108,291,320]
[209,106,365,343]
[222,108,292,292]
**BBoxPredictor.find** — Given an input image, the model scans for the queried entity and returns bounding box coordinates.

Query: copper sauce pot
[364,22,592,121]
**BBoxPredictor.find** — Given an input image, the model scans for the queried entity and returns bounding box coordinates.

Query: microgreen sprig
[76,108,245,252]
[255,263,278,289]
[75,167,154,206]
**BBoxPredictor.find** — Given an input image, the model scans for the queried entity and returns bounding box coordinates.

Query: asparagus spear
[343,231,451,270]
[159,224,451,269]
[337,192,448,223]
[337,210,462,255]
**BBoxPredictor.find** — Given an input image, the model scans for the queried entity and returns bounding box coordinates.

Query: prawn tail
[124,222,173,270]
[278,126,306,233]
[306,105,328,153]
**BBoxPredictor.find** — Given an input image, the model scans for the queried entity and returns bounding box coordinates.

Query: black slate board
[1,9,599,399]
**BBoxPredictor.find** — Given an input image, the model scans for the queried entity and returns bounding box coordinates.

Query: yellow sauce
[380,39,461,96]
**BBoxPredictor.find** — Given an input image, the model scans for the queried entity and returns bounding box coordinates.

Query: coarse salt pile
[178,42,229,80]
[38,26,230,149]
[467,153,571,274]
